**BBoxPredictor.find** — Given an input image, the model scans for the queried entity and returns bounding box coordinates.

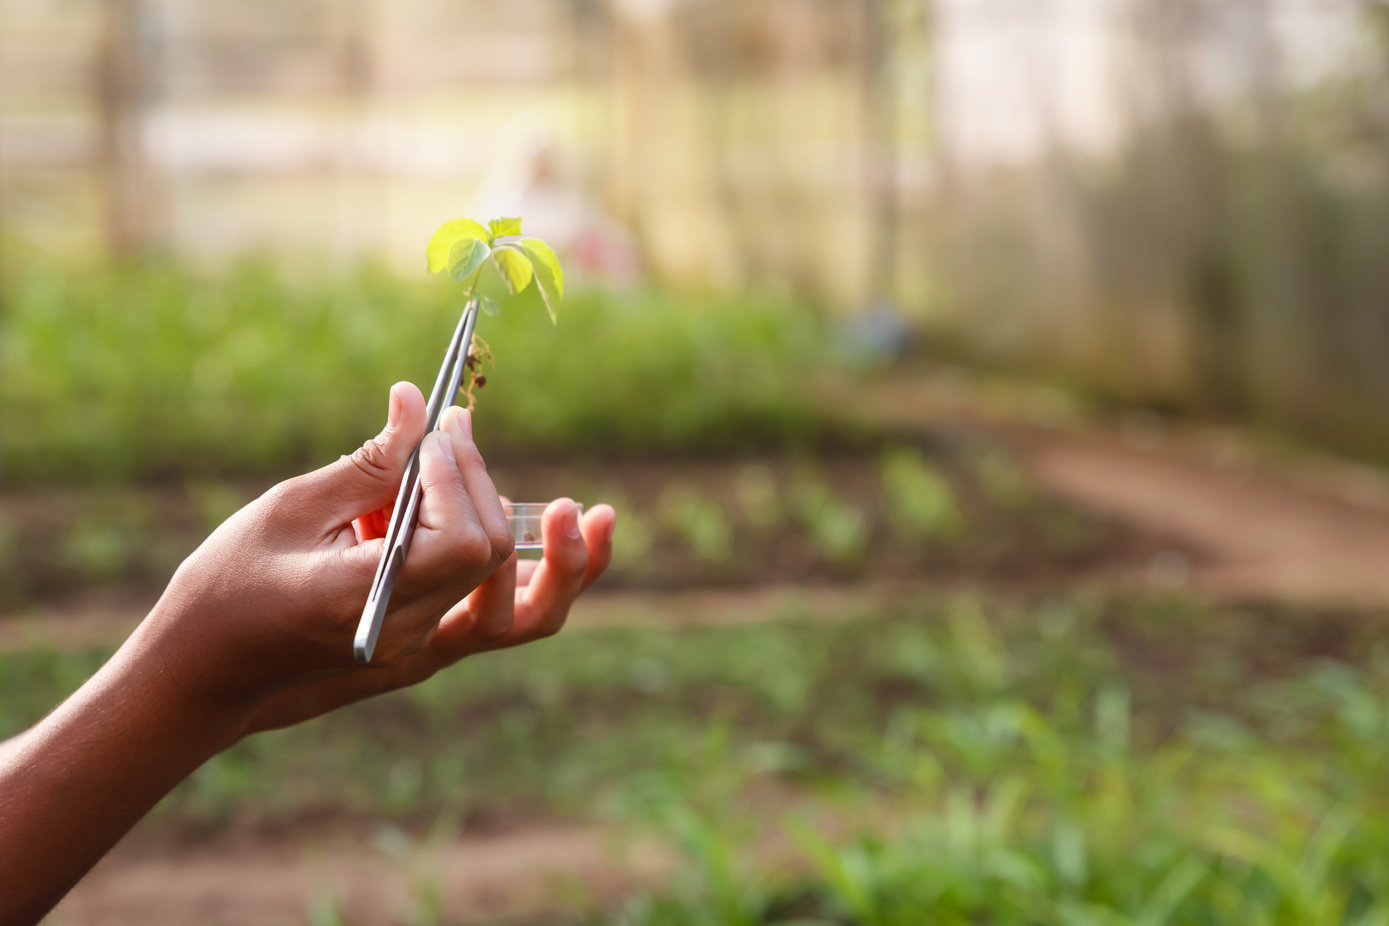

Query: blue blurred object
[837,302,916,367]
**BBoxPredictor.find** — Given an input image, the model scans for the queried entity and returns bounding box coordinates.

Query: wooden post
[94,0,148,259]
[864,0,900,307]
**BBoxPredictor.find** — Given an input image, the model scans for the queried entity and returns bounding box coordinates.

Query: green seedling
[791,478,870,564]
[658,486,734,565]
[426,216,565,405]
[881,448,963,542]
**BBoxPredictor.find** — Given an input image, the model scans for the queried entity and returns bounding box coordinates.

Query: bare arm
[0,632,250,922]
[0,383,615,926]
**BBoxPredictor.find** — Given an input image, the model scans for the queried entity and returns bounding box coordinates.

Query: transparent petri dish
[505,502,582,550]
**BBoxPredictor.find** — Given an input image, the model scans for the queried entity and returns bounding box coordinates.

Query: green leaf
[426,218,489,273]
[491,247,534,296]
[521,237,565,323]
[471,258,513,305]
[446,238,490,283]
[488,217,523,239]
[479,296,500,317]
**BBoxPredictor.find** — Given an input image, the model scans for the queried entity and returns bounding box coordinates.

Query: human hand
[242,489,615,734]
[140,381,614,726]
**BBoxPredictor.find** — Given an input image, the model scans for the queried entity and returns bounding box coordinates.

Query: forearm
[0,620,253,926]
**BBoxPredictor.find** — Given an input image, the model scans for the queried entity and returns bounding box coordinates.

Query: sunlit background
[7,1,1389,923]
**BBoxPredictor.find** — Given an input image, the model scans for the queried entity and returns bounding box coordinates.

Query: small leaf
[447,238,490,283]
[488,217,523,239]
[472,258,513,305]
[521,238,564,323]
[520,238,565,299]
[479,296,500,317]
[426,218,489,273]
[491,247,534,296]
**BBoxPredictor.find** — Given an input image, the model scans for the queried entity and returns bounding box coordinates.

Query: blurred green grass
[0,260,841,485]
[5,594,1389,922]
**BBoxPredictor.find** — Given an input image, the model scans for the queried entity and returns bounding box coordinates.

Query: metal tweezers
[354,298,479,664]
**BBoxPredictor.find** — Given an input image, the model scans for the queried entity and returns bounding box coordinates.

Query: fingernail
[460,408,473,440]
[387,385,402,429]
[563,504,582,539]
[438,431,455,466]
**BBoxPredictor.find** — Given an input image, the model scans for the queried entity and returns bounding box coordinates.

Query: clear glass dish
[505,502,582,550]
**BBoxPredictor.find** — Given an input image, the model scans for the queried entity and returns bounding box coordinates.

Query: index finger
[440,406,512,557]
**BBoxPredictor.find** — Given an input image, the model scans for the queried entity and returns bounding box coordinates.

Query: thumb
[299,381,427,522]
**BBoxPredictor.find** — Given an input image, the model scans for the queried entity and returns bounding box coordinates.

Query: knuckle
[478,613,514,643]
[487,526,516,563]
[371,627,432,668]
[371,642,407,668]
[452,526,494,565]
[349,437,397,487]
[457,442,489,473]
[567,543,591,575]
[534,614,569,640]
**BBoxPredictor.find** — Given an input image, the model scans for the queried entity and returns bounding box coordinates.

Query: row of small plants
[598,447,1066,578]
[606,602,1389,926]
[0,445,1116,607]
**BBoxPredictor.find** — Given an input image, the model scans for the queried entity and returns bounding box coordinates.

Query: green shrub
[0,260,841,484]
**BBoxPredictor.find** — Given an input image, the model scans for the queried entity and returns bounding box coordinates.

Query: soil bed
[0,435,1173,614]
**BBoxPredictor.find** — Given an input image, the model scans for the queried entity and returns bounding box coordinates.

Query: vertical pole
[338,0,376,259]
[0,71,8,316]
[94,0,147,260]
[864,0,900,307]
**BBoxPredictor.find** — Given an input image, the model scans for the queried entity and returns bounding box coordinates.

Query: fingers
[493,503,615,645]
[578,504,617,592]
[427,553,519,669]
[416,430,480,538]
[364,431,494,665]
[263,501,616,717]
[508,498,589,641]
[507,501,615,591]
[245,554,523,733]
[439,407,513,563]
[300,382,427,527]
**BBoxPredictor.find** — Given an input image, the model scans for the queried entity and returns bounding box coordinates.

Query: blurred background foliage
[7,0,1389,923]
[0,263,839,483]
[5,0,1389,468]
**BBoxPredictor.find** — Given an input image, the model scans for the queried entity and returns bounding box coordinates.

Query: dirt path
[4,583,931,654]
[1016,429,1389,607]
[870,374,1389,608]
[49,822,665,926]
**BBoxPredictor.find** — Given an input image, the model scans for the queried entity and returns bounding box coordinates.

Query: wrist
[117,609,264,749]
[136,583,294,724]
